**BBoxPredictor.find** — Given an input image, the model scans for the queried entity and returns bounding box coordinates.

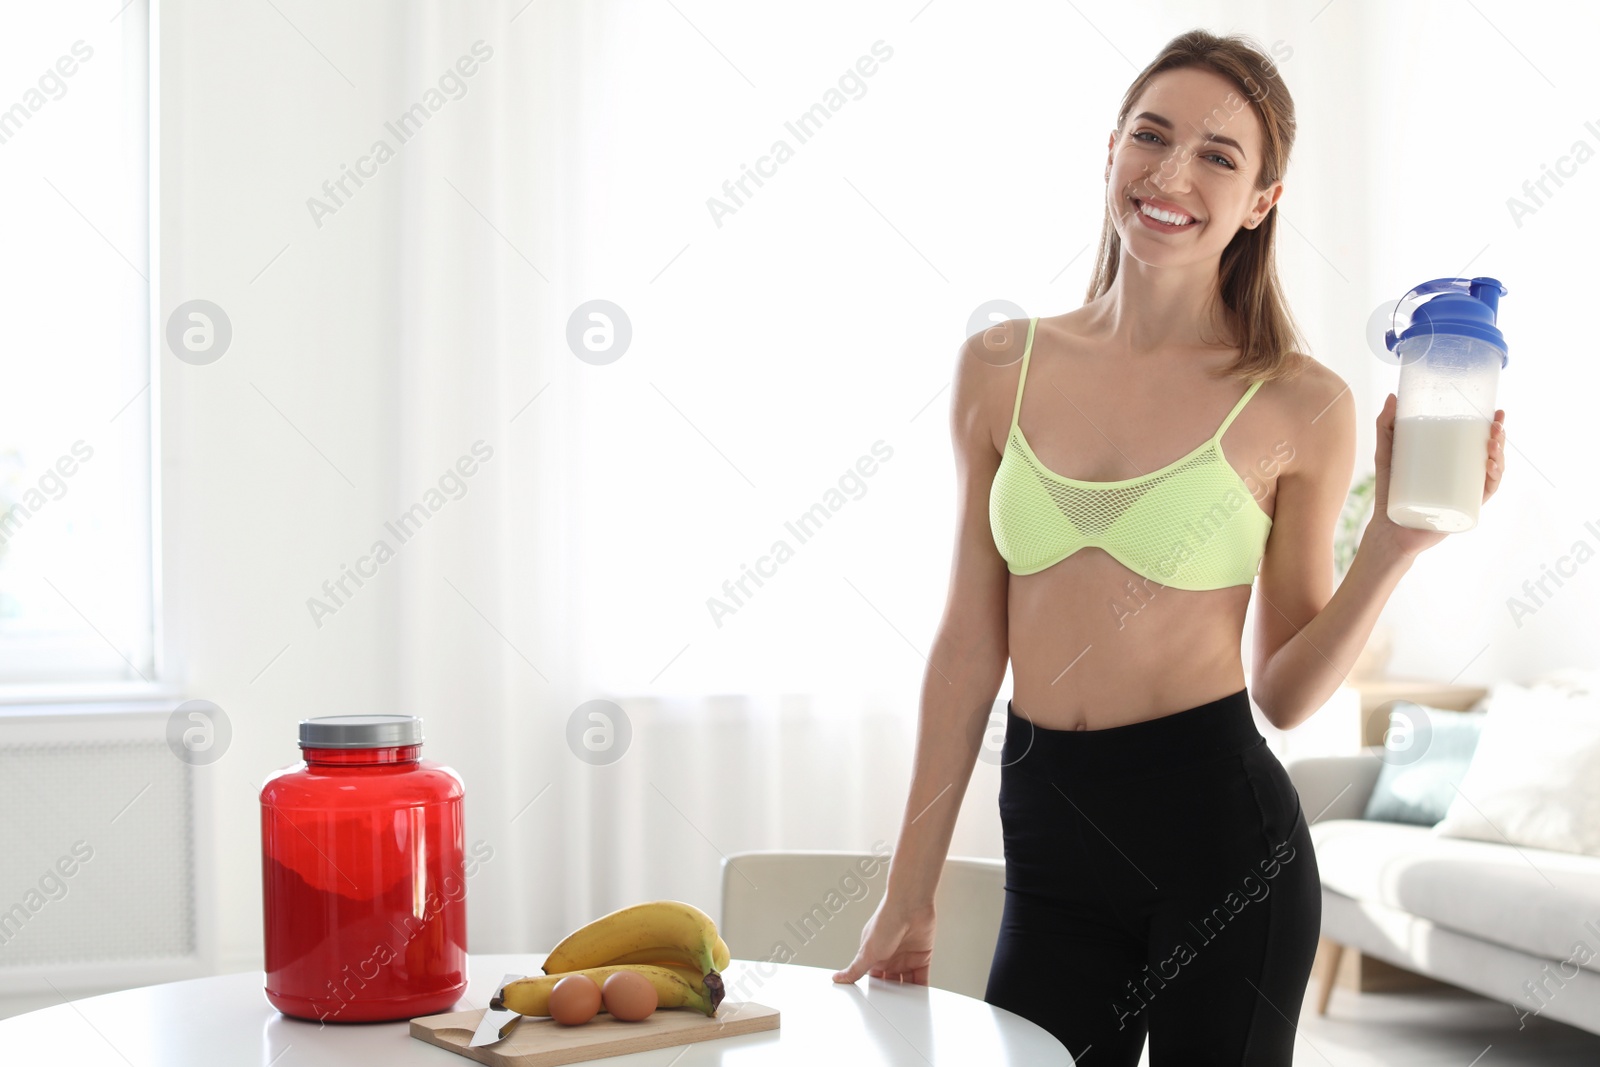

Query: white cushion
[1529,667,1600,695]
[1431,681,1600,857]
[1312,818,1600,972]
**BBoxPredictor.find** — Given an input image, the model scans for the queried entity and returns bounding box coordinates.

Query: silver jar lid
[299,714,423,749]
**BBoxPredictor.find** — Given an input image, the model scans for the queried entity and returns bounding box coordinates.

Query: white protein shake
[1388,415,1490,532]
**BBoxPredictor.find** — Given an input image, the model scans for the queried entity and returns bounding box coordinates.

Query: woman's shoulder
[1264,351,1351,413]
[952,316,1035,455]
[1258,353,1357,474]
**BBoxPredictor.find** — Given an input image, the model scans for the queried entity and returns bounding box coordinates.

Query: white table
[0,954,1070,1065]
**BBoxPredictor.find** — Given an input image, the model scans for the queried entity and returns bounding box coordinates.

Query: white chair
[720,850,1006,1000]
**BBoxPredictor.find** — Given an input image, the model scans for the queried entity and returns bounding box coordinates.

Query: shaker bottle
[1382,276,1509,532]
[260,714,467,1022]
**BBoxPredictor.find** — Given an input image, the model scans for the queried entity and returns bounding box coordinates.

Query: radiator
[0,699,211,997]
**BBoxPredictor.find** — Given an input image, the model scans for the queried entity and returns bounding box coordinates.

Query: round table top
[0,954,1070,1065]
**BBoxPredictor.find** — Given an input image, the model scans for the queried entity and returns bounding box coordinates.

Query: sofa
[1288,748,1600,1037]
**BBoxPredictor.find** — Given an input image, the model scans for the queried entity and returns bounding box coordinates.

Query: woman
[830,29,1508,1065]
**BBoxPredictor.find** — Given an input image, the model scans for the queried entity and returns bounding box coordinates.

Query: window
[0,5,154,686]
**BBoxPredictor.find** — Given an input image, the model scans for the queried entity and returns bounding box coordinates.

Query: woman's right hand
[831,896,937,985]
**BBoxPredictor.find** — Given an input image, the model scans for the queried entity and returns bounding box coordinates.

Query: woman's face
[1104,66,1282,265]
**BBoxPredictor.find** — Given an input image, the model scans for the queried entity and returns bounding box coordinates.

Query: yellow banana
[542,900,728,993]
[626,960,725,1009]
[490,964,715,1017]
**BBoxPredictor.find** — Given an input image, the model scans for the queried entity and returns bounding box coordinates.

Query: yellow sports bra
[988,317,1273,590]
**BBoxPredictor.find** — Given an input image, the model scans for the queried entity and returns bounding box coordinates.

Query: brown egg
[547,974,601,1025]
[601,970,658,1021]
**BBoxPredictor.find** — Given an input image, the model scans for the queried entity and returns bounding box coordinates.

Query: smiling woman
[834,27,1347,1067]
[972,34,1336,1063]
[837,16,1508,1062]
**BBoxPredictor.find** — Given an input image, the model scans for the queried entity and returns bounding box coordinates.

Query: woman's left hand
[1365,393,1506,561]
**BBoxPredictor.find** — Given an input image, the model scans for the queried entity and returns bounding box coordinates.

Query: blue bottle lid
[1384,276,1509,367]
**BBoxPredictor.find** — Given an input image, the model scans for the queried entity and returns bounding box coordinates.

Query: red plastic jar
[260,714,467,1022]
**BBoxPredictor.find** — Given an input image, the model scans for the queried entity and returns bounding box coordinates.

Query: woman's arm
[1251,374,1507,731]
[832,321,1017,986]
[880,324,1016,910]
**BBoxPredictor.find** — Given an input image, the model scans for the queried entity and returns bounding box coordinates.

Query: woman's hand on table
[832,896,936,985]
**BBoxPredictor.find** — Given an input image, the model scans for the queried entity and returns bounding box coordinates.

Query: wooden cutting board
[409,1000,780,1065]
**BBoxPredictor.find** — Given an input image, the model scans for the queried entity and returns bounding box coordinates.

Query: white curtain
[378,0,1580,956]
[390,0,1053,953]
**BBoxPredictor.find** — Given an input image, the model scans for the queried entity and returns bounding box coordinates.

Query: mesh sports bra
[988,317,1273,590]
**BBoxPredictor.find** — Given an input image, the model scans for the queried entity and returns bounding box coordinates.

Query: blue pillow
[1362,702,1487,825]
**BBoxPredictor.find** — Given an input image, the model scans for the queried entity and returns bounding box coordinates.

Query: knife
[468,973,525,1047]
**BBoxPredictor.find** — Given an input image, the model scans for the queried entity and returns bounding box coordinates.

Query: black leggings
[983,687,1321,1066]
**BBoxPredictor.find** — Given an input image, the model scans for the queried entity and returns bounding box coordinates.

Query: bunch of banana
[490,964,714,1018]
[540,900,731,1012]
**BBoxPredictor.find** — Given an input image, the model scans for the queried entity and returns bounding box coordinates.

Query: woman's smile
[1130,195,1201,232]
